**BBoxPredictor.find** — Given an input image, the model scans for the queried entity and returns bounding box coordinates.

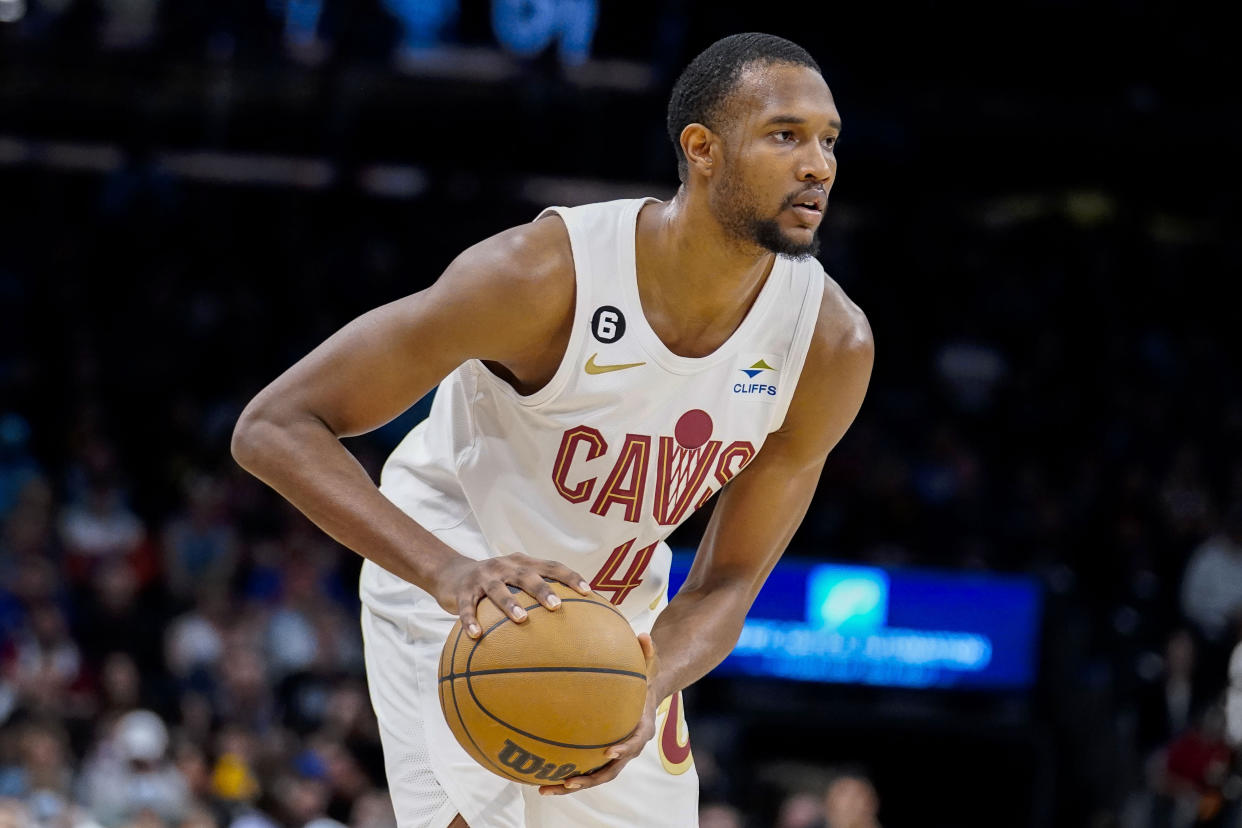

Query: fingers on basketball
[483,578,529,624]
[540,560,592,595]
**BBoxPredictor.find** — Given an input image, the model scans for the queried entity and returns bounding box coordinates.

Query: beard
[711,167,821,260]
[751,213,821,259]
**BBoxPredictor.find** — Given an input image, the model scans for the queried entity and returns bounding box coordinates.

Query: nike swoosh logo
[584,353,646,375]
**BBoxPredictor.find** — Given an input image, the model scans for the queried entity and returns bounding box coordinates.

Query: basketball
[437,580,648,785]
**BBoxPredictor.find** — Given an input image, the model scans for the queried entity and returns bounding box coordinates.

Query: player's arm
[230,216,590,636]
[547,282,874,794]
[648,290,872,695]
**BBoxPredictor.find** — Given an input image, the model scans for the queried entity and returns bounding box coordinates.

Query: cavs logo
[551,412,757,605]
[657,692,693,775]
[734,359,778,396]
[550,410,756,526]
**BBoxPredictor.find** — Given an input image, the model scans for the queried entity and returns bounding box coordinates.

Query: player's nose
[798,142,834,183]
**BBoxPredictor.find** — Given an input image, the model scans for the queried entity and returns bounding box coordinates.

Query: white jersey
[361,197,826,625]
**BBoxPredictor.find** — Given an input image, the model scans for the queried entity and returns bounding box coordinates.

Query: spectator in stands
[1160,445,1217,552]
[300,736,372,824]
[58,476,145,581]
[164,589,229,690]
[0,797,30,828]
[0,475,56,600]
[1180,501,1242,646]
[699,802,746,828]
[213,645,276,735]
[0,414,41,523]
[776,790,824,828]
[1135,629,1213,757]
[1150,702,1233,828]
[348,790,397,828]
[79,709,189,827]
[97,652,143,719]
[161,472,239,602]
[823,766,882,828]
[75,559,163,678]
[2,601,85,718]
[0,719,73,811]
[170,740,224,825]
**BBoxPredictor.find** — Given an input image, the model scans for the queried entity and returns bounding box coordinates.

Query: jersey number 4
[590,537,656,605]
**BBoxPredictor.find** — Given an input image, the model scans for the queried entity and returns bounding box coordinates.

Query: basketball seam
[447,624,523,782]
[438,666,647,683]
[460,672,639,750]
[464,598,646,751]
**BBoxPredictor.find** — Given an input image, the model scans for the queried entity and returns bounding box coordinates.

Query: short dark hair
[666,33,822,183]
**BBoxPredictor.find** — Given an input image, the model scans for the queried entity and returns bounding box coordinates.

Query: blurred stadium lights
[0,0,24,24]
[519,174,668,208]
[15,139,124,173]
[390,46,652,89]
[561,57,655,92]
[41,140,125,172]
[0,135,29,164]
[356,163,429,198]
[0,133,671,205]
[390,44,528,82]
[156,150,335,190]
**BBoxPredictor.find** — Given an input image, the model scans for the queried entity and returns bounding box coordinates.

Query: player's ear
[680,123,718,179]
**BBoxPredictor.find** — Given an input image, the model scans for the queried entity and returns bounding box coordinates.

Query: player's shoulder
[809,269,874,370]
[435,212,576,335]
[450,211,574,296]
[774,267,873,447]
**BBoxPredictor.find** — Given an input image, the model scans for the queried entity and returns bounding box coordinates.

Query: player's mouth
[788,189,826,224]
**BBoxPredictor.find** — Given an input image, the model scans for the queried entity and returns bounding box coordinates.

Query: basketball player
[232,32,872,827]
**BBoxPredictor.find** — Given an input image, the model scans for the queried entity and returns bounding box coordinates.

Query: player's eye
[772,130,795,143]
[822,135,838,149]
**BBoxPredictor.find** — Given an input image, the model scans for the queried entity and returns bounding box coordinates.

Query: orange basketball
[437,580,647,785]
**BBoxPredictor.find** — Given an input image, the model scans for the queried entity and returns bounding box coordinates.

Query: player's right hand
[434,553,592,639]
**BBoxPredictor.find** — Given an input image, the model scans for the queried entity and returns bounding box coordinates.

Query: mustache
[780,188,826,209]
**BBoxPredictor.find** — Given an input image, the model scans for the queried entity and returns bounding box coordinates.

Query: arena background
[1,2,1239,826]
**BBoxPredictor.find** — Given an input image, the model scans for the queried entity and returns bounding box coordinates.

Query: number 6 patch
[591,306,626,343]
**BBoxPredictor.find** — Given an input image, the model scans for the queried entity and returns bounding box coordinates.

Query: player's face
[710,63,841,260]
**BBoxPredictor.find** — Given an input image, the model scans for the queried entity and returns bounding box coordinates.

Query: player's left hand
[538,632,660,796]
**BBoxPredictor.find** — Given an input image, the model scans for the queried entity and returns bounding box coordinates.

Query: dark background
[1,2,1240,827]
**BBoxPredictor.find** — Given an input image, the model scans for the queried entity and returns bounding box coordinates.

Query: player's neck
[634,190,776,358]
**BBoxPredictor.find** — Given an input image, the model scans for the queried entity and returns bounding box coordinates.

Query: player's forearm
[647,581,750,701]
[231,412,463,592]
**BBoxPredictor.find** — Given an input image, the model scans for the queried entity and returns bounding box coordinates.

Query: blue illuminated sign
[359,0,599,65]
[381,0,459,52]
[492,0,598,66]
[807,564,889,633]
[668,554,1041,690]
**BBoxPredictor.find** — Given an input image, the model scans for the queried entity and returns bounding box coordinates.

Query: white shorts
[360,600,699,828]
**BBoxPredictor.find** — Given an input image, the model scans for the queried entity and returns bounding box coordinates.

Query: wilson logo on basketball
[550,410,756,527]
[496,739,578,782]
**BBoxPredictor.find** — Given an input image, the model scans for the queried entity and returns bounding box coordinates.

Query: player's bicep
[240,217,573,438]
[686,449,828,597]
[257,290,475,438]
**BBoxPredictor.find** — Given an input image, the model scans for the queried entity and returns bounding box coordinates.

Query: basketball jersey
[361,197,826,625]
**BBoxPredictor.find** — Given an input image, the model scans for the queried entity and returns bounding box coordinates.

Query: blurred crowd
[1,6,1240,817]
[0,410,395,828]
[1,161,1238,826]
